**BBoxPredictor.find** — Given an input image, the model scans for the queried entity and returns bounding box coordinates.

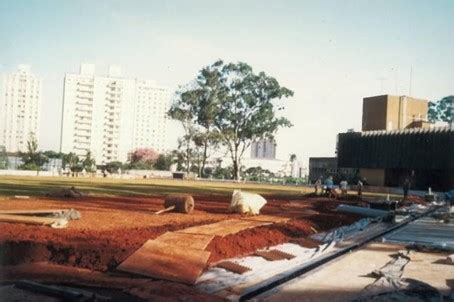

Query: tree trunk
[185,140,191,174]
[232,159,240,181]
[197,153,203,178]
[201,141,208,178]
[232,146,241,181]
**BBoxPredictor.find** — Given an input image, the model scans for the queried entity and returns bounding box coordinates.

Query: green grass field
[0,176,312,198]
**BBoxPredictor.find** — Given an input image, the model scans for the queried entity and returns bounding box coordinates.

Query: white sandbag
[229,190,267,215]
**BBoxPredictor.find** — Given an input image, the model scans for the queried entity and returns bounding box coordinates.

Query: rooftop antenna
[377,77,386,94]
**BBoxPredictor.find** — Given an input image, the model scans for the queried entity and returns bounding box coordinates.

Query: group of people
[314,176,413,201]
[314,176,364,199]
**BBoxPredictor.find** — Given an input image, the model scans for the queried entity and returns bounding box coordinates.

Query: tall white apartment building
[60,64,170,164]
[0,65,42,152]
[250,138,276,159]
[134,80,170,151]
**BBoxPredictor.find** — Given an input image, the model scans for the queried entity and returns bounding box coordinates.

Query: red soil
[207,220,314,263]
[0,193,361,300]
[403,195,427,205]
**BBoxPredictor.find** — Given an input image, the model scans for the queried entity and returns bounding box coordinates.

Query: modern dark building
[337,126,453,190]
[308,157,356,184]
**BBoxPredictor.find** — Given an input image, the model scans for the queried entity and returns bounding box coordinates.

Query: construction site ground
[258,242,454,302]
[0,176,375,301]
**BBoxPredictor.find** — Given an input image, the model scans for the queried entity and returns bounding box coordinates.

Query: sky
[1,0,453,166]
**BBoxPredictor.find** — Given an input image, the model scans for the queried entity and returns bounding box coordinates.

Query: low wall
[0,170,59,177]
[126,170,173,178]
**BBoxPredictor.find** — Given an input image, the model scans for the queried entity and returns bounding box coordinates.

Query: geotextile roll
[164,194,195,214]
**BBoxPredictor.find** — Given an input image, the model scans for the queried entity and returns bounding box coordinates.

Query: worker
[324,176,334,197]
[340,179,348,197]
[46,186,82,198]
[314,177,322,195]
[357,179,363,197]
[68,186,83,198]
[403,178,411,202]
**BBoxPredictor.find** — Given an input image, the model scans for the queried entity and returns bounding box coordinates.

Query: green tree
[0,145,8,169]
[168,61,224,177]
[215,62,293,180]
[63,152,80,172]
[289,153,298,177]
[428,96,453,126]
[154,153,174,170]
[169,103,197,174]
[168,118,205,175]
[171,61,293,180]
[105,161,123,174]
[82,151,96,172]
[43,150,65,159]
[19,133,49,171]
[290,154,297,162]
[170,149,185,172]
[244,166,274,181]
[212,165,234,180]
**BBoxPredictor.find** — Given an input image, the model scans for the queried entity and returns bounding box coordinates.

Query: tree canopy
[82,151,96,172]
[105,161,123,174]
[154,153,174,171]
[169,60,293,180]
[215,61,293,179]
[43,150,65,159]
[168,61,224,177]
[63,152,80,172]
[128,148,159,170]
[290,154,297,162]
[19,133,49,171]
[244,166,274,181]
[428,96,453,126]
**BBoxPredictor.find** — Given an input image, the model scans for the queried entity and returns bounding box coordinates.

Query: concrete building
[60,64,170,164]
[362,95,429,131]
[0,65,42,152]
[337,94,453,190]
[133,80,170,152]
[250,139,276,159]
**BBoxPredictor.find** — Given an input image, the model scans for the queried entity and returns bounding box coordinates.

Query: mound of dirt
[206,220,314,263]
[403,195,427,205]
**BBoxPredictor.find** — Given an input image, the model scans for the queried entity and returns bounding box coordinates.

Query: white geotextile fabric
[311,217,372,243]
[228,190,267,215]
[195,242,336,293]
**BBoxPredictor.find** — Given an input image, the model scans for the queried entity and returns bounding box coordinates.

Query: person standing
[357,179,363,197]
[324,176,334,197]
[340,179,348,197]
[315,177,322,195]
[403,178,411,202]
